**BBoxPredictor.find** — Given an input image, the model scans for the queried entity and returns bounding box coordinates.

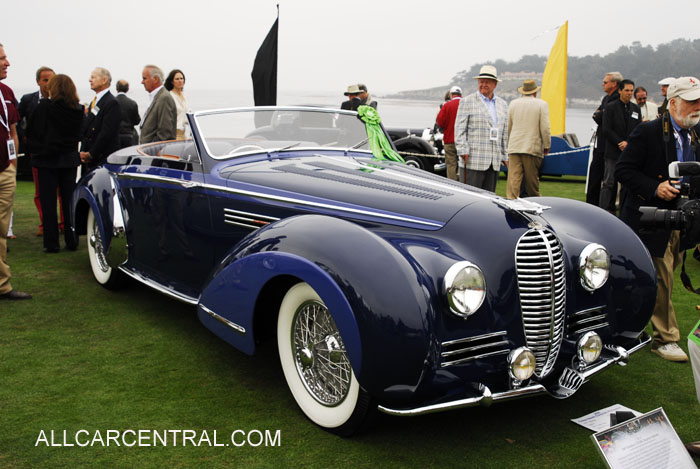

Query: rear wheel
[403,155,425,170]
[87,209,125,289]
[277,282,374,435]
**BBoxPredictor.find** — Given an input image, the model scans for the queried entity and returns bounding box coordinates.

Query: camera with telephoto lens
[639,161,700,250]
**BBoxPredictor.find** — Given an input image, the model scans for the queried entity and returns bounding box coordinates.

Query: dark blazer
[17,91,41,152]
[81,91,121,167]
[615,115,700,257]
[602,99,641,160]
[116,93,140,148]
[27,99,83,168]
[140,87,176,143]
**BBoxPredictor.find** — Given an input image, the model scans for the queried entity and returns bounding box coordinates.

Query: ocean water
[13,86,598,145]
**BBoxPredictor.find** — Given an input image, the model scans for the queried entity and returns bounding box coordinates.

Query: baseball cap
[667,77,700,101]
[450,86,462,95]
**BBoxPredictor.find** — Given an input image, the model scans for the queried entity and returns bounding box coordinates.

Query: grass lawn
[1,176,699,468]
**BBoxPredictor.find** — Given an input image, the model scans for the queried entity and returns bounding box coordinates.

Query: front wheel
[87,209,125,289]
[277,282,374,436]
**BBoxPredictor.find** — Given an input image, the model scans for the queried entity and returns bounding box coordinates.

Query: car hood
[218,154,515,228]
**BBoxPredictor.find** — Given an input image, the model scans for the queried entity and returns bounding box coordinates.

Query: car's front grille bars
[515,228,566,378]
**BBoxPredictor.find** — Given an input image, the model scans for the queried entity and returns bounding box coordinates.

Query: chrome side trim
[441,349,510,367]
[378,332,651,417]
[116,172,443,229]
[117,267,199,305]
[200,304,246,335]
[440,331,510,368]
[223,208,280,230]
[441,331,507,347]
[570,305,607,317]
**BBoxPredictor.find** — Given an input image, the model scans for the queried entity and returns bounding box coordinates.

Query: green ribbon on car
[356,105,405,164]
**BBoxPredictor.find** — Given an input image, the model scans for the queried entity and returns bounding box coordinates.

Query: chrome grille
[515,228,566,378]
[440,331,509,368]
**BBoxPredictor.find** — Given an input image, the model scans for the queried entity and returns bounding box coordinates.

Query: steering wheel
[226,144,265,156]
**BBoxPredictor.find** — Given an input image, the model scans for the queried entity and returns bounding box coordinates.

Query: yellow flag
[541,21,568,135]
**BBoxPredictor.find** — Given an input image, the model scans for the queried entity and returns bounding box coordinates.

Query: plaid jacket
[454,92,509,171]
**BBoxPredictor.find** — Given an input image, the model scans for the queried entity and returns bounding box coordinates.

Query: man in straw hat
[616,76,700,362]
[454,65,508,191]
[505,79,550,199]
[341,84,362,111]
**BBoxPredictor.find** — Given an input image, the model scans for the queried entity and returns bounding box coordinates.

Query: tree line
[393,39,700,104]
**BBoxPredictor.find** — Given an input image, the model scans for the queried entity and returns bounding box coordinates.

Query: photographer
[616,76,700,362]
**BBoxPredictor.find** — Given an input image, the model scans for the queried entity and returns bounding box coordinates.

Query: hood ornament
[493,197,550,216]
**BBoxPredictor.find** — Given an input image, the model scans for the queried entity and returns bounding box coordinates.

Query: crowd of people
[0,41,191,300]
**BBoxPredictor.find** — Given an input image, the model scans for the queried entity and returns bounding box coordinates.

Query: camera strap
[681,250,700,295]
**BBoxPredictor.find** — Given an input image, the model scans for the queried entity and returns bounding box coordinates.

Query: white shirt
[93,88,109,107]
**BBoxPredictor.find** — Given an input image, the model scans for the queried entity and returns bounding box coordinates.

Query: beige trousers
[444,143,458,181]
[651,231,682,346]
[506,153,542,199]
[0,164,16,294]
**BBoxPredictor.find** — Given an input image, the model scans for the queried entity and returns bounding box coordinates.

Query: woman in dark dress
[27,74,83,253]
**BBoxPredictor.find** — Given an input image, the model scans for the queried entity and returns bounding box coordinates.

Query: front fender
[198,215,433,402]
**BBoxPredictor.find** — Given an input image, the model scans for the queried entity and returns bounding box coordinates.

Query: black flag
[251,10,278,106]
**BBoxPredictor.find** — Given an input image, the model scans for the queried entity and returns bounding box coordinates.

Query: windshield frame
[190,106,374,161]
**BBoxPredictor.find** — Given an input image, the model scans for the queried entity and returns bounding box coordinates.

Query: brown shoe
[687,441,700,458]
[0,290,32,300]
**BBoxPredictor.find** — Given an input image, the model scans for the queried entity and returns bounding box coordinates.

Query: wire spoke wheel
[278,282,374,435]
[292,300,352,406]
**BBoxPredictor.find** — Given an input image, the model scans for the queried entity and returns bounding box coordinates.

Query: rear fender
[72,168,128,267]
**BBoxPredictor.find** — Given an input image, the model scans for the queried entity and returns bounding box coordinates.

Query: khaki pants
[0,164,16,295]
[444,143,458,181]
[506,153,542,199]
[651,231,682,346]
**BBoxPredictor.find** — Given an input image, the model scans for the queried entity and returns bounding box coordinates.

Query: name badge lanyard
[0,87,9,133]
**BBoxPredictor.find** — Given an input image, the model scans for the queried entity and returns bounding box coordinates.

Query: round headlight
[579,244,609,291]
[577,331,603,364]
[508,347,536,381]
[444,261,486,318]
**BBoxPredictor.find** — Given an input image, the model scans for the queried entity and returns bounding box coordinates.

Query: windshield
[192,107,372,159]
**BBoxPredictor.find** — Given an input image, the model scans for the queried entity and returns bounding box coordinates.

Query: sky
[2,0,698,98]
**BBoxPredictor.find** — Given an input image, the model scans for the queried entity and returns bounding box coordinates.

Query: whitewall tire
[87,208,124,289]
[277,282,373,435]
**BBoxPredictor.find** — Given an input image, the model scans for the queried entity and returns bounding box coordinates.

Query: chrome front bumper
[378,332,651,417]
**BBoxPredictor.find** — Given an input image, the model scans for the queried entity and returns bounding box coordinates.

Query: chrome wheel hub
[292,300,351,406]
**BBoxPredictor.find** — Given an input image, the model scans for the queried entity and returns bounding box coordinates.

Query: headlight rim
[444,260,486,318]
[579,243,610,292]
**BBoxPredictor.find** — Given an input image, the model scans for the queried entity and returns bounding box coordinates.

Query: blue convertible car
[71,106,655,435]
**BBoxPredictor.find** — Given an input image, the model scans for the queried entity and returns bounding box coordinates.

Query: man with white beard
[616,77,700,362]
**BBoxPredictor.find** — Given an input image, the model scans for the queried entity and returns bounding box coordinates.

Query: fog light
[508,347,536,381]
[577,331,603,364]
